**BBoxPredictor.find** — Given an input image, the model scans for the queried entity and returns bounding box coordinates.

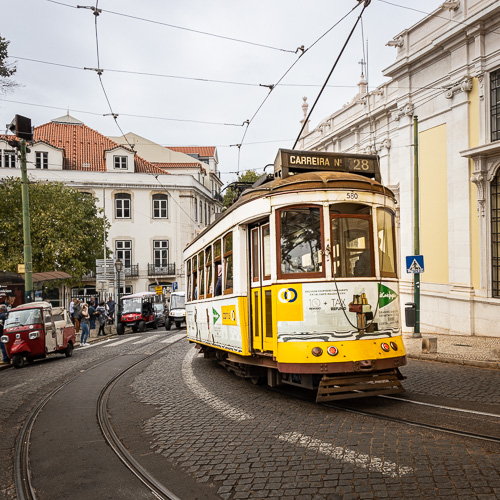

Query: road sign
[172,281,178,291]
[155,286,163,295]
[406,255,424,273]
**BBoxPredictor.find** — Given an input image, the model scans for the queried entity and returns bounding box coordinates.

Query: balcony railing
[148,263,176,276]
[124,264,139,277]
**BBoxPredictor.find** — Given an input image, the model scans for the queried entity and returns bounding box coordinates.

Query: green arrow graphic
[378,283,398,308]
[212,308,220,324]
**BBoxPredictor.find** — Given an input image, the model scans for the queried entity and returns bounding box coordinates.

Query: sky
[1,0,442,185]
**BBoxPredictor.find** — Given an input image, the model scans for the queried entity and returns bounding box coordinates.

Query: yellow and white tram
[184,149,406,401]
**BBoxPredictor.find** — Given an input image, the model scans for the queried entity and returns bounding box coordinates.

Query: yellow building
[301,0,500,338]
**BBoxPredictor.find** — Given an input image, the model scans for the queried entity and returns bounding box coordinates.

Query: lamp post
[115,259,123,328]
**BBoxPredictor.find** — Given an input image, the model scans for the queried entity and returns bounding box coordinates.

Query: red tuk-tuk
[117,291,158,335]
[1,302,76,368]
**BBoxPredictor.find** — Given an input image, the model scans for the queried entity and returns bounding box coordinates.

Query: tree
[0,35,18,94]
[0,178,110,282]
[222,169,260,208]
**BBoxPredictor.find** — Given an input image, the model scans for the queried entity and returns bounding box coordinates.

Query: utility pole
[413,116,421,338]
[20,139,33,302]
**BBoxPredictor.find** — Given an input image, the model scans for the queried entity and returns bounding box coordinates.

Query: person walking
[74,299,82,333]
[69,298,76,325]
[88,301,97,335]
[106,296,115,325]
[96,301,107,336]
[0,304,10,364]
[80,303,90,346]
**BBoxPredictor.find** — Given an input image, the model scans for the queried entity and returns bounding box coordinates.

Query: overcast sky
[2,0,442,184]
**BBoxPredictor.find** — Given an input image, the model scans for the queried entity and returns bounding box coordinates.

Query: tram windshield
[332,215,373,278]
[279,207,323,276]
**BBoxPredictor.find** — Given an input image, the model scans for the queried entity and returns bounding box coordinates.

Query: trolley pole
[413,116,421,338]
[20,139,34,303]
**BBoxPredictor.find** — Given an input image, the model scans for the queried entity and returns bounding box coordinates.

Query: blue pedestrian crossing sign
[406,255,424,273]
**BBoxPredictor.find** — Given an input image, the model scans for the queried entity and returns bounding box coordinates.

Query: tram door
[249,221,273,352]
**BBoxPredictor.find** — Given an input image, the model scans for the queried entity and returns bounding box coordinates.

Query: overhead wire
[46,0,300,54]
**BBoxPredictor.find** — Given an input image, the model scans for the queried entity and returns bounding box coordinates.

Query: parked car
[153,303,166,327]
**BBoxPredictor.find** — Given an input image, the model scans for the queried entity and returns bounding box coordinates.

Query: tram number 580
[346,192,358,200]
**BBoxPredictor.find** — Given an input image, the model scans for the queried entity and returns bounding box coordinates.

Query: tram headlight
[311,346,323,357]
[327,346,339,356]
[390,341,398,351]
[381,342,390,352]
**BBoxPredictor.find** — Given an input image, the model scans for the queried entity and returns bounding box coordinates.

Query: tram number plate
[346,192,358,200]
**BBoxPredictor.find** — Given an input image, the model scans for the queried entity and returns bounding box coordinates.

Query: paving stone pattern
[131,342,500,499]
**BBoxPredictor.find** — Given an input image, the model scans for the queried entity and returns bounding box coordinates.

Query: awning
[32,271,72,283]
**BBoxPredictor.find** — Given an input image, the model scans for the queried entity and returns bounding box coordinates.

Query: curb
[407,353,500,370]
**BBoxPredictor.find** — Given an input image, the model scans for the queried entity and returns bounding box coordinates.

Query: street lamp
[115,259,123,325]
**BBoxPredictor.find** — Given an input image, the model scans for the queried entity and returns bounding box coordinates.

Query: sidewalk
[403,332,500,369]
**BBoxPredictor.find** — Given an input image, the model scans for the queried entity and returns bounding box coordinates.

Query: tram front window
[279,207,323,276]
[332,216,373,277]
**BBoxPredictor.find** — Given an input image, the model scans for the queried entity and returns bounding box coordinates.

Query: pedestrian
[215,264,222,296]
[69,297,76,325]
[88,301,97,334]
[106,296,115,324]
[96,301,107,336]
[74,299,82,333]
[0,304,10,364]
[6,295,15,310]
[80,303,90,346]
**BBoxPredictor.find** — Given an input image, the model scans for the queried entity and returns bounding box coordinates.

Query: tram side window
[193,256,198,300]
[205,246,213,298]
[198,251,205,298]
[262,224,271,279]
[187,260,192,301]
[332,216,373,277]
[377,208,397,277]
[278,206,323,277]
[223,233,233,293]
[214,239,222,296]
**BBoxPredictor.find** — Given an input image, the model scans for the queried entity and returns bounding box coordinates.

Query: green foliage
[0,178,110,282]
[222,170,260,208]
[0,35,18,93]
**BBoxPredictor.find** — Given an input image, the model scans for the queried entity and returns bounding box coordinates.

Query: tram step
[316,371,404,402]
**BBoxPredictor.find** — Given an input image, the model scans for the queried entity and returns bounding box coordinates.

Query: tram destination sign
[274,149,380,182]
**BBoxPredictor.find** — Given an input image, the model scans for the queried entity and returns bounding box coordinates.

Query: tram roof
[188,170,394,249]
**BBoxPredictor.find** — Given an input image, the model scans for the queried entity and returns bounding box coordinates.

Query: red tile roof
[167,146,216,157]
[31,122,166,175]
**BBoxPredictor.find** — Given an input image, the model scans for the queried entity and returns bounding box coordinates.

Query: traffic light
[7,114,33,141]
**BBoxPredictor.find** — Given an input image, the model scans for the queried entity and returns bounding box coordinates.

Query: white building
[300,0,500,338]
[0,114,222,302]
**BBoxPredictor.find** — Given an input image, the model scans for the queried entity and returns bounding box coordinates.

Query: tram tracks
[14,335,184,500]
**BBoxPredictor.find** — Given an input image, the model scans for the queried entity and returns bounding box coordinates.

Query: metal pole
[20,139,33,303]
[413,116,421,338]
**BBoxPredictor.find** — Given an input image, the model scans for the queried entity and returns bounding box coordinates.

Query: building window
[152,194,168,218]
[115,240,132,268]
[492,69,500,142]
[115,193,131,219]
[205,202,208,225]
[492,169,500,297]
[194,197,198,222]
[154,240,169,268]
[4,150,16,168]
[200,201,203,225]
[114,156,128,169]
[35,151,48,169]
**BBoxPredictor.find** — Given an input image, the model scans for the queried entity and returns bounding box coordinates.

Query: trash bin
[405,302,416,327]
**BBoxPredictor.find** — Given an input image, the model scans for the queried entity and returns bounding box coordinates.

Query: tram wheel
[138,321,146,332]
[165,318,171,331]
[12,354,25,369]
[65,342,74,357]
